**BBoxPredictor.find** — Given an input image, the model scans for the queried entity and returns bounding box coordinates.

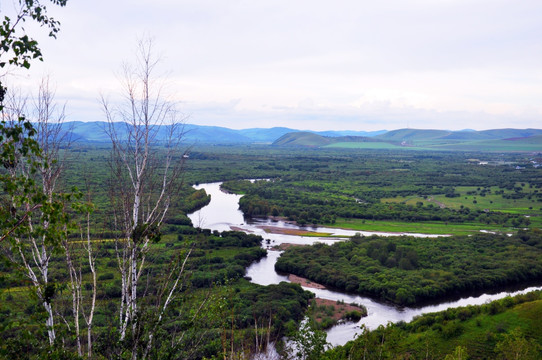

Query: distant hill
[374,129,452,142]
[273,128,542,152]
[60,122,269,144]
[183,124,253,143]
[273,132,384,147]
[316,130,387,137]
[237,127,297,143]
[57,122,386,144]
[374,128,542,143]
[273,132,332,147]
[50,122,542,152]
[480,128,542,139]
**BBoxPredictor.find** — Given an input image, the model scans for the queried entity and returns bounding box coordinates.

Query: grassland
[381,183,542,229]
[325,140,542,152]
[324,142,402,150]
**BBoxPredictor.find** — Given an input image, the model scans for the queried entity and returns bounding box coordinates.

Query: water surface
[189,182,542,346]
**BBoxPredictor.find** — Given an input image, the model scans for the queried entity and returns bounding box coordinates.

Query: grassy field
[324,292,542,359]
[324,138,542,152]
[397,296,542,359]
[380,183,542,229]
[324,142,402,149]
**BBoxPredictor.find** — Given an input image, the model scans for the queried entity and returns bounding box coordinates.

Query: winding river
[188,182,542,347]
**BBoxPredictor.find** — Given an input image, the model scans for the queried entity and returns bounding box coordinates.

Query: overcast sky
[5,0,542,131]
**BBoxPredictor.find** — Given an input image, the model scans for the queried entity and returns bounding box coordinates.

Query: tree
[0,76,78,348]
[31,77,98,358]
[495,328,541,360]
[0,0,66,71]
[1,0,68,109]
[290,320,329,360]
[444,345,469,360]
[101,37,189,359]
[1,0,69,242]
[64,185,97,358]
[1,2,72,353]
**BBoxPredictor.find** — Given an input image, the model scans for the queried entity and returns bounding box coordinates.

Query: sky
[4,0,542,131]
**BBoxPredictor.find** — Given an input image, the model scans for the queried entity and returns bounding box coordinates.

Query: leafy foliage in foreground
[0,224,313,359]
[276,229,542,305]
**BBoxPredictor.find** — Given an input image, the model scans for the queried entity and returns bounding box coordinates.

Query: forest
[2,135,542,359]
[3,137,542,358]
[275,230,542,305]
[220,151,540,232]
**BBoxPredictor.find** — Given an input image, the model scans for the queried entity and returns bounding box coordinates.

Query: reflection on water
[188,182,542,347]
[189,183,245,231]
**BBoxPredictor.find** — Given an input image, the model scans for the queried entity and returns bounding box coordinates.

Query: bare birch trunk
[1,78,70,346]
[102,37,187,355]
[85,207,97,359]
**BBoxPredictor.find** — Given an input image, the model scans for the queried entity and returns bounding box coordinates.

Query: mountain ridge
[272,128,542,152]
[52,122,542,152]
[56,121,387,144]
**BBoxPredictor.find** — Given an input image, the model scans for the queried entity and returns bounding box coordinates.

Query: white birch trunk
[103,37,188,355]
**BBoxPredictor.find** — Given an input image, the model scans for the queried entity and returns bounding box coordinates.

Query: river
[188,182,542,347]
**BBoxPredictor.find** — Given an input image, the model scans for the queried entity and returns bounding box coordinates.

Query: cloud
[8,0,542,131]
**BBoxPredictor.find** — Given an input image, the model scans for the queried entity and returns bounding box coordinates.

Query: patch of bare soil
[230,226,253,233]
[288,274,326,289]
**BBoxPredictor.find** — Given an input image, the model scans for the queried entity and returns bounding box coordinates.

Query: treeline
[185,146,542,189]
[275,229,542,305]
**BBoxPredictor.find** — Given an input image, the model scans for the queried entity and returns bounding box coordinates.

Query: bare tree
[33,77,99,358]
[33,76,71,190]
[61,178,97,358]
[0,78,71,346]
[81,196,97,359]
[101,37,188,358]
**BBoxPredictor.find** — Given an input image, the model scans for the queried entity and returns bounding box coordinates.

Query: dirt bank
[288,274,326,289]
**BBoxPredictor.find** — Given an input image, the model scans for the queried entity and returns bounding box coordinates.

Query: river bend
[188,182,542,346]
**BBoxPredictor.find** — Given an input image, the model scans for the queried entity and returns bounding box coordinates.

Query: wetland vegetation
[276,230,542,306]
[2,141,542,359]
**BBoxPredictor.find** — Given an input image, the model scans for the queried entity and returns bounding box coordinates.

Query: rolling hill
[272,132,331,147]
[272,128,542,152]
[45,122,542,152]
[57,122,385,144]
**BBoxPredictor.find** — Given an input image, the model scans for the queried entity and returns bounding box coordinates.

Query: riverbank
[192,181,542,348]
[324,290,542,359]
[288,274,326,289]
[258,225,336,237]
[253,215,455,236]
[276,231,542,307]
